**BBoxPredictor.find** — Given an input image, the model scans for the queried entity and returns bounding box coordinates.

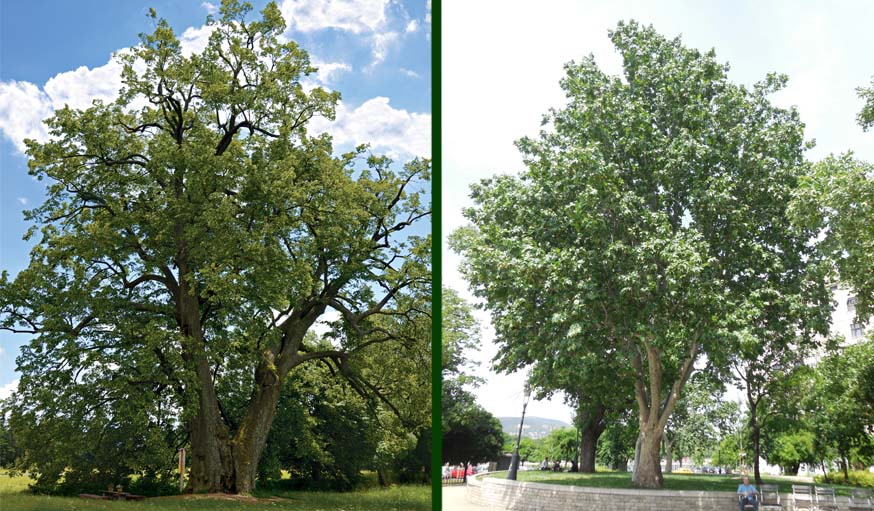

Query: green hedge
[815,470,874,488]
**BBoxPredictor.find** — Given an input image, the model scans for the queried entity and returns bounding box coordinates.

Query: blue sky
[443,0,874,423]
[0,0,431,397]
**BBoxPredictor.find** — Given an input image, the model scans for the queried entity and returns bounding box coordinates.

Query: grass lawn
[485,470,860,496]
[0,471,430,511]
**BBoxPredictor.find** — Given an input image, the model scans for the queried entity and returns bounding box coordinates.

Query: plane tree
[0,0,430,494]
[451,21,822,488]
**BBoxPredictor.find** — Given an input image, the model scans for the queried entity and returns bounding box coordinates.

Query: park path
[441,485,495,511]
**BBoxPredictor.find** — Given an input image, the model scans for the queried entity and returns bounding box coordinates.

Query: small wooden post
[178,448,186,492]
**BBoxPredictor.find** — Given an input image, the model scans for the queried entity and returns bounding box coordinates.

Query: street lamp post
[507,383,532,480]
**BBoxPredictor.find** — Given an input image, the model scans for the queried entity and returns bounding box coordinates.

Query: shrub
[815,470,874,488]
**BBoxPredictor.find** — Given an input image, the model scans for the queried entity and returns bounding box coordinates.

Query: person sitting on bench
[737,475,758,511]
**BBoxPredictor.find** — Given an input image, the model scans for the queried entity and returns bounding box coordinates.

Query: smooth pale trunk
[663,437,673,474]
[632,423,664,489]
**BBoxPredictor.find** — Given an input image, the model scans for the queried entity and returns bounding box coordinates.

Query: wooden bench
[815,486,838,511]
[792,484,815,511]
[849,489,874,511]
[101,490,146,501]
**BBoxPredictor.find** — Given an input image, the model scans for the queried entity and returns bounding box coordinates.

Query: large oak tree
[0,1,430,494]
[451,21,823,488]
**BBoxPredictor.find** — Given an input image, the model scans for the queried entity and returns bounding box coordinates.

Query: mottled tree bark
[630,340,698,489]
[632,423,664,488]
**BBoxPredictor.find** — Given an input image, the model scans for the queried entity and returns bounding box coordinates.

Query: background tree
[452,20,822,488]
[0,0,430,494]
[441,288,503,471]
[754,364,817,476]
[807,340,874,483]
[731,319,827,485]
[712,432,744,473]
[666,377,736,473]
[441,382,504,470]
[596,411,638,472]
[0,413,18,469]
[442,287,482,387]
[857,76,874,131]
[524,349,634,473]
[517,437,541,465]
[791,155,874,325]
[766,430,816,476]
[541,427,580,470]
[256,359,378,491]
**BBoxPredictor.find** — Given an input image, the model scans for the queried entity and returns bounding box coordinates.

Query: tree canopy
[0,0,430,494]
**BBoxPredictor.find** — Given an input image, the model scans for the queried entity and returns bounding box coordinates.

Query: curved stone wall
[465,473,850,511]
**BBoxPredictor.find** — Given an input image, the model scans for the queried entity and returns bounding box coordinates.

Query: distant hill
[498,416,571,440]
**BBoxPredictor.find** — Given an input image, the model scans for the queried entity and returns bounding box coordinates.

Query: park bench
[758,484,782,511]
[101,490,146,501]
[849,489,874,511]
[792,484,815,511]
[814,486,838,511]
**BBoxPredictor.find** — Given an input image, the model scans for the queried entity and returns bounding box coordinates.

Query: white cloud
[280,0,389,34]
[180,25,216,57]
[312,60,352,85]
[43,59,126,111]
[400,68,420,79]
[311,96,430,158]
[0,81,53,153]
[425,0,431,24]
[16,197,28,205]
[406,19,419,33]
[201,1,218,14]
[0,379,18,400]
[369,31,399,68]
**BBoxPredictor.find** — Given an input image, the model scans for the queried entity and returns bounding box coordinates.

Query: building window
[847,296,857,313]
[851,322,865,339]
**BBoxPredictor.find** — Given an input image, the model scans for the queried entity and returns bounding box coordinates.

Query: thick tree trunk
[231,355,284,493]
[576,404,606,473]
[187,357,285,494]
[176,269,238,493]
[578,427,601,472]
[632,423,664,488]
[175,228,326,493]
[629,340,698,489]
[188,358,234,493]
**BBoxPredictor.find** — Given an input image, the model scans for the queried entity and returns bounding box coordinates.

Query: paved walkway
[442,485,495,511]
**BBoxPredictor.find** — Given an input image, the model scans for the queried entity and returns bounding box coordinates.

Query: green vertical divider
[431,0,442,508]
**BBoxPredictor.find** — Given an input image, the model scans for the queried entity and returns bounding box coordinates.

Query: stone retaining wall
[465,473,853,511]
